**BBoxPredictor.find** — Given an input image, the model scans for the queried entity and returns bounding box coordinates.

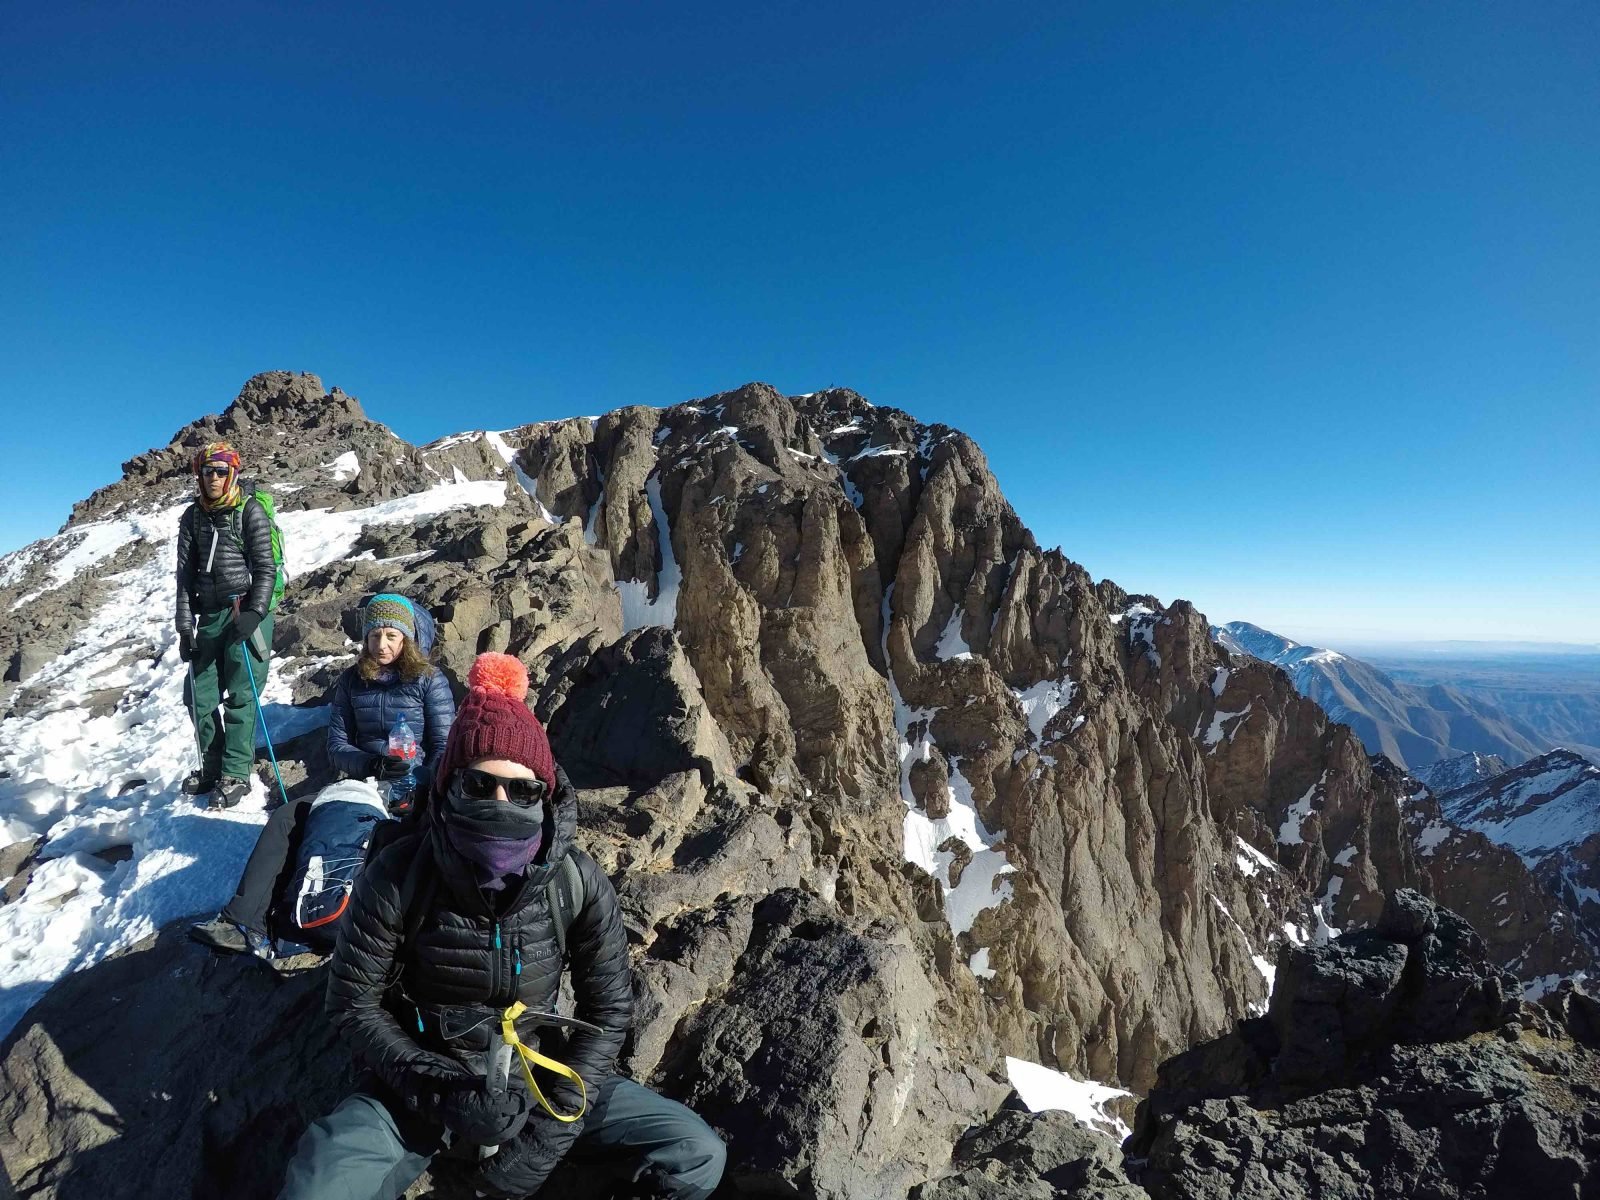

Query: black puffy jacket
[326,768,631,1175]
[174,494,275,626]
[326,666,455,778]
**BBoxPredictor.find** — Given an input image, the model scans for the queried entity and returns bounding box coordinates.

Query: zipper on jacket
[490,921,501,1002]
[204,527,218,573]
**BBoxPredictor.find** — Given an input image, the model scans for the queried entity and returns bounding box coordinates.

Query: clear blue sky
[3,2,1596,643]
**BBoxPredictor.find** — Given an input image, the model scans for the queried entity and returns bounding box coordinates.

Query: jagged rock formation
[1126,890,1600,1199]
[1434,749,1600,958]
[2,373,1596,1197]
[1390,757,1592,987]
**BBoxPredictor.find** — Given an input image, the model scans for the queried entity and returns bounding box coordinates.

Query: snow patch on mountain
[1004,1056,1131,1141]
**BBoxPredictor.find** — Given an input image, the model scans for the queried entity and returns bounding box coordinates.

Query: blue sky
[3,2,1596,643]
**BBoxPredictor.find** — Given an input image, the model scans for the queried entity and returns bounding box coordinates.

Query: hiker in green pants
[186,605,274,802]
[175,441,281,809]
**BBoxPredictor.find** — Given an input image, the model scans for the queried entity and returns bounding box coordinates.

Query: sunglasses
[456,767,546,808]
[200,466,231,479]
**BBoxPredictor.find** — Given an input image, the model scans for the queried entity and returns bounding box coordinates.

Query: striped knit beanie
[434,653,556,792]
[363,594,417,642]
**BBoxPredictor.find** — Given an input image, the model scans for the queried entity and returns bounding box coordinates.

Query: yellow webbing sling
[499,1001,588,1123]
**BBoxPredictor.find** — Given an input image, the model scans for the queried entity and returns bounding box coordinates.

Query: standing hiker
[175,441,277,808]
[277,652,726,1200]
[190,593,455,958]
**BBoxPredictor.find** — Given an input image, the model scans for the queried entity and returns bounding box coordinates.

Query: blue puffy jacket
[326,665,455,778]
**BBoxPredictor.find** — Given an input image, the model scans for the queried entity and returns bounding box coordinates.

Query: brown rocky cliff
[3,374,1595,1199]
[483,381,1589,1095]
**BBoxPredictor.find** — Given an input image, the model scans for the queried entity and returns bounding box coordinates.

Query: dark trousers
[277,1075,725,1200]
[220,798,310,936]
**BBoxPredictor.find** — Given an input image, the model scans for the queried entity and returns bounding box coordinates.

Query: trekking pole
[185,658,204,772]
[236,615,291,809]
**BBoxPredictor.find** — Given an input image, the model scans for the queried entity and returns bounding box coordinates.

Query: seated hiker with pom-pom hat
[277,652,726,1200]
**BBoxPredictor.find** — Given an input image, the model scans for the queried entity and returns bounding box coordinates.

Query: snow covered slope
[1413,751,1509,795]
[1214,621,1548,771]
[1437,749,1600,945]
[0,476,508,1039]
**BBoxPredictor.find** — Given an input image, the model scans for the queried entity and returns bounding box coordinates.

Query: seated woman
[190,593,455,957]
[276,652,726,1200]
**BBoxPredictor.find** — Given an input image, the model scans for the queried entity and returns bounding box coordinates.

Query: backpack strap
[227,485,261,549]
[546,852,584,960]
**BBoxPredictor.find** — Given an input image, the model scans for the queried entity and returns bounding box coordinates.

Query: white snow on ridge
[1279,772,1326,846]
[9,508,185,611]
[1234,836,1278,877]
[1212,895,1275,1014]
[485,430,557,521]
[281,478,508,575]
[1201,704,1252,748]
[1012,677,1078,745]
[851,444,910,461]
[325,450,361,481]
[0,477,514,1039]
[886,586,1014,951]
[1005,1056,1131,1141]
[617,477,680,633]
[1445,761,1600,859]
[1107,603,1153,627]
[934,609,973,661]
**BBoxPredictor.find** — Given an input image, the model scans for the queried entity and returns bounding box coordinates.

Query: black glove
[439,1084,531,1147]
[178,632,194,663]
[369,754,413,781]
[472,1124,563,1198]
[234,609,262,641]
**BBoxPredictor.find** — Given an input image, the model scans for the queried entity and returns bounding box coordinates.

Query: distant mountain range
[1433,748,1600,945]
[1212,621,1557,770]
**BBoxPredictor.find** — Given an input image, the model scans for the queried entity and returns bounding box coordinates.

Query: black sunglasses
[456,767,546,808]
[200,466,231,479]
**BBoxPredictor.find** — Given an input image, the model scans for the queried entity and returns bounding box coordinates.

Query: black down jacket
[174,495,275,625]
[326,767,631,1179]
[325,665,455,778]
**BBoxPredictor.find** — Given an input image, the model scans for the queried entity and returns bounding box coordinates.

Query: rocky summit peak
[221,370,365,431]
[2,373,1597,1197]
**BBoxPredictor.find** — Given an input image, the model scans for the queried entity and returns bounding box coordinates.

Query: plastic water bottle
[385,716,421,809]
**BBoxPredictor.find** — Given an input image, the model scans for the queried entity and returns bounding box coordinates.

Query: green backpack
[230,480,288,612]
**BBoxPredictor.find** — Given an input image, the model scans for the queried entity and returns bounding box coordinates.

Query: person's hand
[399,1067,475,1123]
[439,1084,531,1146]
[369,755,412,781]
[234,610,262,641]
[178,632,194,663]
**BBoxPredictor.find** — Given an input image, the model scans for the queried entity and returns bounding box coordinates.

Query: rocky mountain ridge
[1,371,1595,1197]
[1413,750,1510,794]
[1435,749,1600,960]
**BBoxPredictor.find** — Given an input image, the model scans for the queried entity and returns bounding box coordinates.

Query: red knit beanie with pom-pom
[433,652,556,792]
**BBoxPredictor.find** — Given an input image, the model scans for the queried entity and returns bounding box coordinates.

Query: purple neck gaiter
[445,823,544,891]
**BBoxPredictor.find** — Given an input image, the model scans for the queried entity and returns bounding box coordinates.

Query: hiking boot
[189,916,249,954]
[189,917,275,959]
[243,927,276,960]
[208,778,250,809]
[181,770,219,796]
